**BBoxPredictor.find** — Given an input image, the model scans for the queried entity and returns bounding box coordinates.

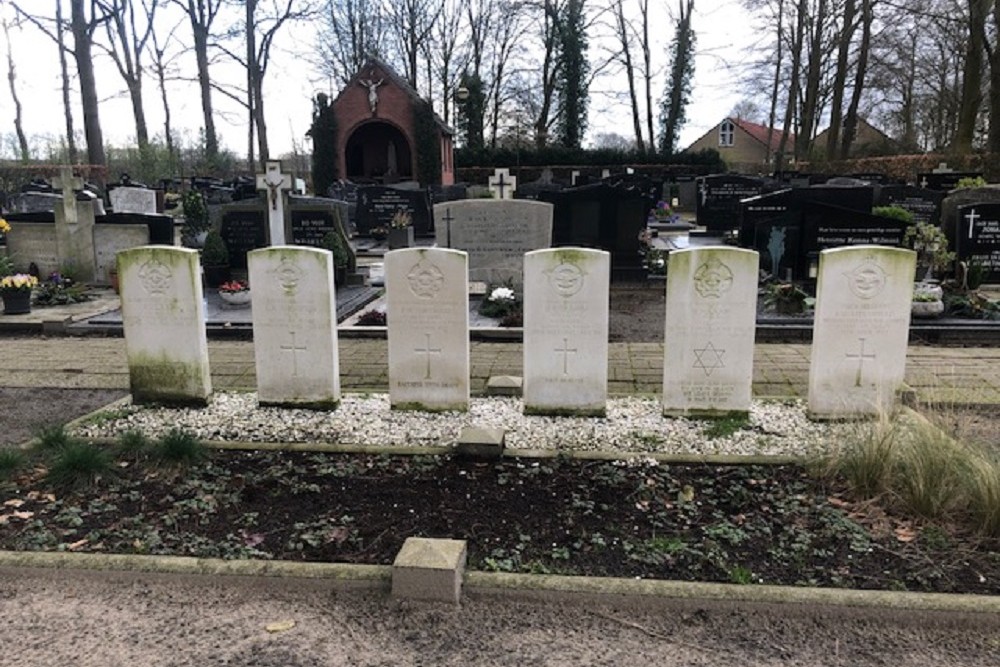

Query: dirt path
[1,567,997,667]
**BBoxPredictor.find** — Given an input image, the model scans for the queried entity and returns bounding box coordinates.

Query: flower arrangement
[218,280,249,294]
[648,200,680,225]
[390,209,412,229]
[0,273,38,293]
[479,284,521,319]
[0,217,10,234]
[33,272,91,306]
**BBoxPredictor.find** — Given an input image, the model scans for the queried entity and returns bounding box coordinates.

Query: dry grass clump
[817,408,1000,537]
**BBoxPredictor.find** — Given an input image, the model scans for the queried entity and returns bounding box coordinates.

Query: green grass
[0,449,26,480]
[116,430,150,458]
[35,425,74,451]
[702,416,750,440]
[45,441,113,488]
[154,429,206,466]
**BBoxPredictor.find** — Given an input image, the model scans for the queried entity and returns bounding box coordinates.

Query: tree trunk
[826,0,856,159]
[641,0,654,155]
[246,0,257,169]
[191,19,218,161]
[56,1,78,164]
[840,0,872,159]
[987,0,1000,152]
[614,0,644,153]
[765,0,784,169]
[778,0,806,163]
[798,0,827,159]
[3,18,29,160]
[955,0,989,153]
[71,0,106,169]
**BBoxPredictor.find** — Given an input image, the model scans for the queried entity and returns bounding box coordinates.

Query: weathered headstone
[52,169,97,281]
[662,248,759,418]
[434,199,553,286]
[488,168,517,200]
[117,246,211,406]
[386,248,469,411]
[94,224,149,282]
[109,186,157,214]
[255,160,293,245]
[2,224,59,275]
[955,204,1000,283]
[523,248,609,416]
[248,246,341,409]
[808,246,916,418]
[355,186,433,236]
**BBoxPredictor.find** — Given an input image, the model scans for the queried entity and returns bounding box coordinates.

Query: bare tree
[428,0,467,123]
[383,0,443,88]
[315,0,385,88]
[95,0,158,152]
[171,0,224,162]
[70,0,110,168]
[824,0,855,158]
[147,12,184,158]
[3,14,30,160]
[954,0,988,152]
[608,0,647,153]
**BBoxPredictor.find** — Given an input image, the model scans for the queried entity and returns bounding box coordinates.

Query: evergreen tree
[555,0,589,149]
[308,93,338,196]
[457,71,486,151]
[659,0,695,156]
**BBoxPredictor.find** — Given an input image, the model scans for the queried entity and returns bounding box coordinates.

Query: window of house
[719,120,735,147]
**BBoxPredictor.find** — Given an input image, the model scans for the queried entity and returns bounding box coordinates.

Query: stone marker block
[392,537,467,603]
[486,375,523,396]
[455,426,505,459]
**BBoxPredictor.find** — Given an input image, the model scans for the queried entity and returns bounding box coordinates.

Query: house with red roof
[683,118,794,174]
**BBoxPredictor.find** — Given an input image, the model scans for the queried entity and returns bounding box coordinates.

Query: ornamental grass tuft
[35,424,74,451]
[0,449,26,480]
[45,441,113,489]
[154,428,206,466]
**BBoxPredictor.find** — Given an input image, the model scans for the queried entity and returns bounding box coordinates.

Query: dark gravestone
[849,172,889,184]
[541,180,653,281]
[696,175,767,232]
[100,212,175,245]
[429,183,469,204]
[355,186,433,237]
[875,185,944,226]
[675,175,697,211]
[288,197,356,273]
[738,185,873,248]
[955,204,1000,283]
[941,187,1000,254]
[220,208,267,269]
[917,171,983,191]
[800,203,912,278]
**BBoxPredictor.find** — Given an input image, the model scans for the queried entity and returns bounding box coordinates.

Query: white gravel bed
[72,393,847,457]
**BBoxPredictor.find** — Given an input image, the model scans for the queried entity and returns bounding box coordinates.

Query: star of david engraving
[692,341,726,377]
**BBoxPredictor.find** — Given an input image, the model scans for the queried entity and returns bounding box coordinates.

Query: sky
[0,0,757,165]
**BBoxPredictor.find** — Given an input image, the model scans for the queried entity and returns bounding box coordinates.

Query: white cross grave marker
[488,168,517,199]
[51,166,83,225]
[256,160,292,245]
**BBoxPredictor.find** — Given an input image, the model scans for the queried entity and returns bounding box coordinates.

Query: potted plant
[0,273,38,315]
[388,209,414,249]
[180,190,210,248]
[322,231,350,285]
[218,279,252,307]
[903,221,954,282]
[370,225,389,242]
[201,229,231,287]
[762,280,812,315]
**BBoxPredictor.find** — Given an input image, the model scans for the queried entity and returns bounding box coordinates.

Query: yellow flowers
[0,218,10,234]
[0,273,38,292]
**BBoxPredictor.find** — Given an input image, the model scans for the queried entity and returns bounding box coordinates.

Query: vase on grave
[218,290,252,307]
[388,226,414,250]
[1,288,32,315]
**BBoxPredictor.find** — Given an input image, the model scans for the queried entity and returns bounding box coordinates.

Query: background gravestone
[355,186,433,236]
[219,201,268,270]
[695,174,769,232]
[917,171,982,191]
[288,196,356,273]
[955,204,1000,283]
[941,186,1000,258]
[434,199,553,286]
[94,225,149,282]
[875,185,943,226]
[109,186,157,214]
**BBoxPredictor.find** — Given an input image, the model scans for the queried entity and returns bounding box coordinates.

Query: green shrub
[35,425,73,451]
[201,229,229,266]
[45,441,113,488]
[155,429,206,466]
[871,206,915,224]
[321,231,349,268]
[117,430,150,458]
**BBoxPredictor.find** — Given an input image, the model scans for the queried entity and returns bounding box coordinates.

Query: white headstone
[808,246,916,418]
[255,160,292,245]
[662,247,759,417]
[51,166,83,226]
[94,224,149,282]
[117,246,211,406]
[53,187,97,282]
[386,248,469,411]
[434,199,553,286]
[248,246,340,409]
[523,248,610,416]
[487,168,517,200]
[110,186,157,214]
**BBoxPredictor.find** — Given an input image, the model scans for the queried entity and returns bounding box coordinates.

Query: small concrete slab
[486,375,523,396]
[455,426,505,459]
[392,537,467,603]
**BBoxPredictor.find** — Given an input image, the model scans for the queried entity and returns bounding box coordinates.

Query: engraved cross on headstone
[256,160,292,245]
[965,208,981,240]
[555,337,577,375]
[415,333,442,380]
[920,176,929,188]
[280,331,308,377]
[846,337,876,387]
[51,166,83,225]
[488,168,516,200]
[442,207,455,247]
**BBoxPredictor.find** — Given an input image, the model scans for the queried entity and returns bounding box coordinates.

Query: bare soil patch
[0,388,127,448]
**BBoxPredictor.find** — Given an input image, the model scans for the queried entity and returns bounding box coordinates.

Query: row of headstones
[117,244,915,420]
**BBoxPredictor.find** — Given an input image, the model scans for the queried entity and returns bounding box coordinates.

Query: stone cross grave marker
[488,168,517,200]
[386,248,470,411]
[434,199,553,286]
[51,167,97,281]
[117,246,211,406]
[255,160,293,245]
[523,248,610,416]
[808,245,916,418]
[248,246,341,409]
[662,247,759,418]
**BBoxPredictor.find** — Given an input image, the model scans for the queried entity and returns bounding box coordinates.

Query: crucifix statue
[255,160,292,246]
[359,75,384,114]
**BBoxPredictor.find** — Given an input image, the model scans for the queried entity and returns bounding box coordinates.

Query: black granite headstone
[696,174,767,232]
[875,185,944,226]
[354,186,433,236]
[955,204,1000,283]
[429,183,469,204]
[800,203,912,278]
[917,171,983,191]
[220,209,267,269]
